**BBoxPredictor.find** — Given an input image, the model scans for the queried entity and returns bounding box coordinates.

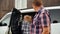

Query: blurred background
[0,0,60,19]
[0,0,60,34]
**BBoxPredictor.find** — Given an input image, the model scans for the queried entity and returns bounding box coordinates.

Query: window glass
[22,12,36,19]
[2,14,11,26]
[49,9,60,23]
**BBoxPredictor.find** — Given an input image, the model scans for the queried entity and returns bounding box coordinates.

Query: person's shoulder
[42,8,49,14]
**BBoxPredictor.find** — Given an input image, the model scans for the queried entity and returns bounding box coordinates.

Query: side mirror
[3,23,7,26]
[0,22,2,26]
[0,22,7,26]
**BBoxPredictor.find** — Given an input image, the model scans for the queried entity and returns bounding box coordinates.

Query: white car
[0,6,60,34]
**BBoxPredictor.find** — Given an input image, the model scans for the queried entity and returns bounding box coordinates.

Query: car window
[49,9,60,23]
[22,9,60,23]
[22,12,36,19]
[1,14,11,26]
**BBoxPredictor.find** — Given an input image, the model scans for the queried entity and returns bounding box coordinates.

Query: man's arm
[40,12,50,34]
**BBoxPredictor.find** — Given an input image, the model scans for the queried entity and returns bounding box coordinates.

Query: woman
[30,0,51,34]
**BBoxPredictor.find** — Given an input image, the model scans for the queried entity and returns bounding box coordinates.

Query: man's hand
[42,27,50,34]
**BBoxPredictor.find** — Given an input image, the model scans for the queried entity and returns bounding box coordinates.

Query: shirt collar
[37,6,44,14]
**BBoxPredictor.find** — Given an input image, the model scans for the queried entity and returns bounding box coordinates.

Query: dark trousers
[11,26,23,34]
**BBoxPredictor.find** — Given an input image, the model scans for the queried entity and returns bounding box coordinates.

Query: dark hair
[32,0,42,6]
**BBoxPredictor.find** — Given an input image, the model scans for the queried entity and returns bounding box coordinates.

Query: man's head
[24,15,32,22]
[32,0,43,12]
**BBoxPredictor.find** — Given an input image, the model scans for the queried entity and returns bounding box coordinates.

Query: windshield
[0,14,11,26]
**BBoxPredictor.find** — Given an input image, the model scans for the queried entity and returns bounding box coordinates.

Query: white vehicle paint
[0,26,8,34]
[0,6,60,34]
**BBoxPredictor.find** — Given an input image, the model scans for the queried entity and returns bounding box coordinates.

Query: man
[22,15,32,34]
[30,0,51,34]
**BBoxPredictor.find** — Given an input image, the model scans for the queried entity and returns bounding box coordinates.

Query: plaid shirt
[30,7,51,34]
[22,21,31,34]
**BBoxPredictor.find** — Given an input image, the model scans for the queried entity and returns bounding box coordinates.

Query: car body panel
[0,26,8,34]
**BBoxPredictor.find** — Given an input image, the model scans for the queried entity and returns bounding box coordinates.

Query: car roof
[5,6,60,14]
[20,6,60,13]
[0,6,60,22]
